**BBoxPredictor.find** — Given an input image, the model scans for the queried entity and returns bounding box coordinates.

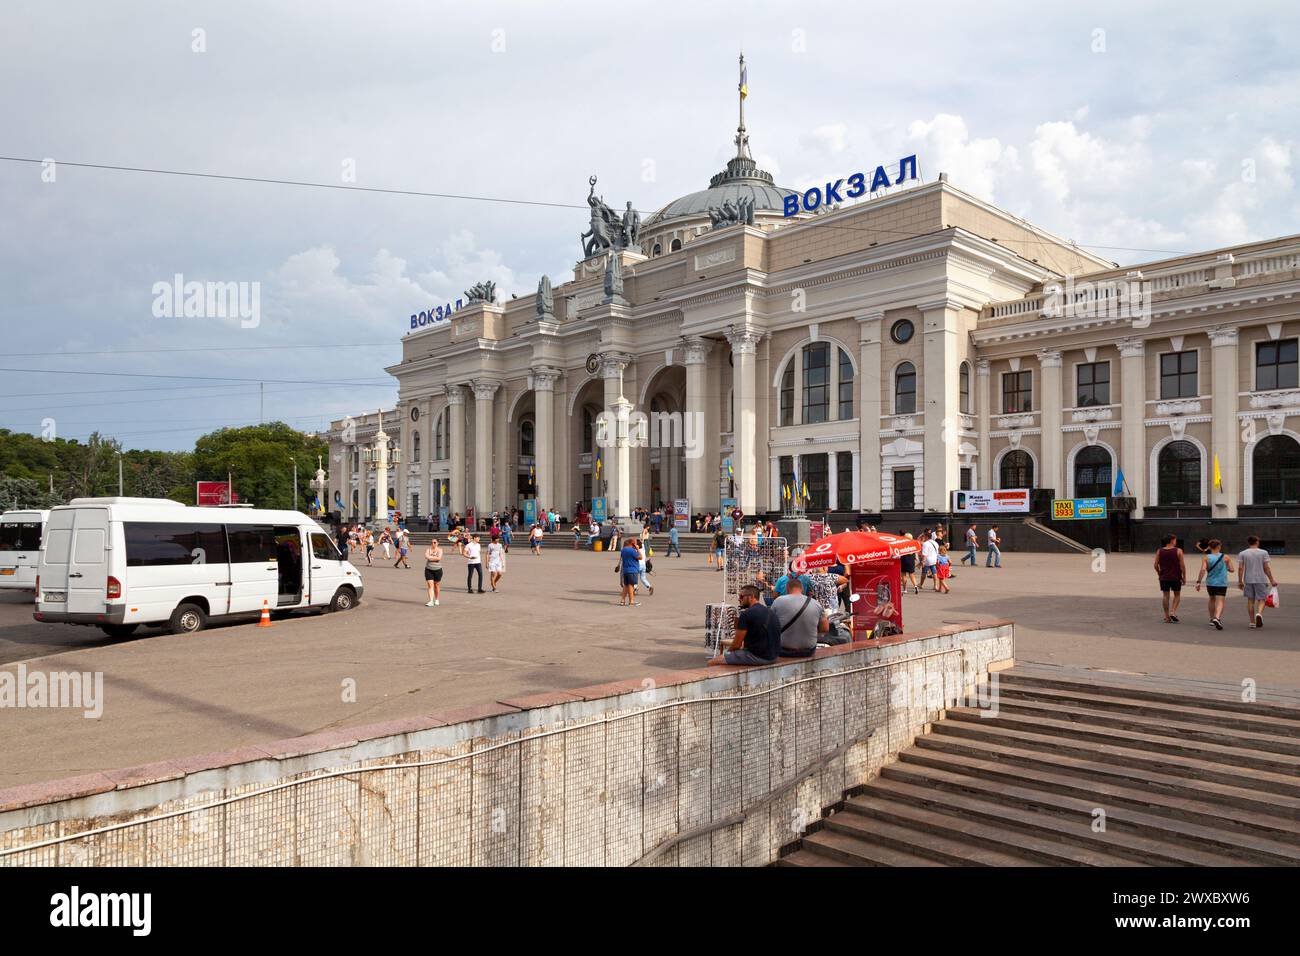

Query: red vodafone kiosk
[791,531,921,639]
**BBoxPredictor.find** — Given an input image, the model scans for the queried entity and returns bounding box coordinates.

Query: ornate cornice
[725,326,763,355]
[446,384,466,406]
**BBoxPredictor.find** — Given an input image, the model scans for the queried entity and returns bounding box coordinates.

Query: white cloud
[906,114,1019,201]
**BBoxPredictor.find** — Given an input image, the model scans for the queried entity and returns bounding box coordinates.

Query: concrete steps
[781,666,1300,866]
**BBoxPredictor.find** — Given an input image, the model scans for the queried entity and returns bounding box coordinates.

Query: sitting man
[708,584,778,667]
[772,576,846,658]
[773,563,814,598]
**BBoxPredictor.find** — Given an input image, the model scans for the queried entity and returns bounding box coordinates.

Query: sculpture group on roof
[464,281,496,303]
[707,195,756,229]
[581,175,640,258]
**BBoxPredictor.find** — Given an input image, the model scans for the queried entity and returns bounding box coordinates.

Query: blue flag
[1113,468,1125,496]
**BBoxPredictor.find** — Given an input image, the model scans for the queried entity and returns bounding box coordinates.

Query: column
[769,455,780,510]
[447,385,466,515]
[851,451,860,510]
[920,300,963,512]
[857,313,883,513]
[828,451,838,512]
[471,380,498,519]
[1209,328,1240,517]
[1039,349,1064,495]
[532,367,561,510]
[976,360,992,488]
[726,327,762,514]
[1118,339,1146,517]
[599,354,629,518]
[683,337,713,512]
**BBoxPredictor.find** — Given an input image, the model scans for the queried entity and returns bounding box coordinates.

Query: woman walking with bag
[1194,539,1233,630]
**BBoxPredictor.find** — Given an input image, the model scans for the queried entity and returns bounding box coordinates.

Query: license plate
[44,591,66,603]
[0,569,14,575]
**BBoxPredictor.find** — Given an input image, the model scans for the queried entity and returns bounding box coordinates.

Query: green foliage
[0,423,319,512]
[192,422,327,511]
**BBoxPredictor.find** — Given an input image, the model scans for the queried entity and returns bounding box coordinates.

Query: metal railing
[0,641,999,867]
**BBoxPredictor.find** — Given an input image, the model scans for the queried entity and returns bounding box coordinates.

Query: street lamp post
[309,456,327,517]
[291,456,298,511]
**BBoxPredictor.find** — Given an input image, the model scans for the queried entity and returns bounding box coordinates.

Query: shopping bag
[1266,586,1280,608]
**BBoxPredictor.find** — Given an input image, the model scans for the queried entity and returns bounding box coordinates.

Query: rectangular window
[1002,371,1033,414]
[0,521,42,550]
[800,453,829,512]
[1257,339,1299,391]
[960,467,973,491]
[1159,351,1198,399]
[780,363,794,426]
[1076,361,1110,406]
[802,344,830,424]
[837,350,854,420]
[837,453,854,512]
[227,525,279,563]
[125,522,228,567]
[779,455,795,507]
[893,469,916,511]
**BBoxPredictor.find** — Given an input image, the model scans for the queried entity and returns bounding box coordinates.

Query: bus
[0,509,49,592]
[33,497,363,637]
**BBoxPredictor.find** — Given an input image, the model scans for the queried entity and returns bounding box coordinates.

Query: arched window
[1074,446,1113,499]
[894,362,916,414]
[520,419,535,458]
[412,431,421,463]
[802,343,830,423]
[670,238,682,252]
[1157,441,1201,505]
[838,348,854,419]
[780,361,794,426]
[1000,450,1033,489]
[959,362,972,415]
[434,410,445,460]
[1253,435,1300,504]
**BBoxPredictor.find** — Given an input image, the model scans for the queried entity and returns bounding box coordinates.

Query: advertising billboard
[1051,497,1108,520]
[196,481,237,506]
[951,489,1031,514]
[673,498,689,530]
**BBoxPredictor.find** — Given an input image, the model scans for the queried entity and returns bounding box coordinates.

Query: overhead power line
[0,154,1188,257]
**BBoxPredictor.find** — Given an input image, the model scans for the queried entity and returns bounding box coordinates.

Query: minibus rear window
[0,522,42,550]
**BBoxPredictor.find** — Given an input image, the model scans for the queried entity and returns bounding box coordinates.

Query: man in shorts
[708,584,777,667]
[1237,535,1278,629]
[1154,534,1185,623]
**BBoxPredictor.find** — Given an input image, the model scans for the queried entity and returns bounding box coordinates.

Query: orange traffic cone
[257,599,273,627]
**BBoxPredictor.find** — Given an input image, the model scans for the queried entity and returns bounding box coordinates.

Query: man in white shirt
[464,534,484,593]
[920,533,940,591]
[986,525,1002,568]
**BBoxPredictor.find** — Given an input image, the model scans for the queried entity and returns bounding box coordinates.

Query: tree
[192,422,327,511]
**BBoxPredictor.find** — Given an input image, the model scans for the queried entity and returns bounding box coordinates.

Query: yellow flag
[1213,454,1222,491]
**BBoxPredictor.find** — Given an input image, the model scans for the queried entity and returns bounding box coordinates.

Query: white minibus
[33,497,363,637]
[0,509,49,591]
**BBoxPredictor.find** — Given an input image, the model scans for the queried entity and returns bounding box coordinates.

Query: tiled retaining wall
[0,621,1013,866]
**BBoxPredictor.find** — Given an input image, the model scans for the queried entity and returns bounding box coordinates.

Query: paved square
[0,547,1296,787]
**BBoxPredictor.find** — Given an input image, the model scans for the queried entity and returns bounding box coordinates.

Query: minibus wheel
[169,603,208,634]
[100,623,139,639]
[329,587,356,612]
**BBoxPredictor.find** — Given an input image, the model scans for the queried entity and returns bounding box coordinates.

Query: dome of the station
[648,155,797,225]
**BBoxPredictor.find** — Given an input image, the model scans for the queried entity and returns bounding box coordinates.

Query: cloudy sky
[2,0,1297,450]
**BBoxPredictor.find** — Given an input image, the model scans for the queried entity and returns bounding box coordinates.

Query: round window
[890,319,915,344]
[409,407,420,422]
